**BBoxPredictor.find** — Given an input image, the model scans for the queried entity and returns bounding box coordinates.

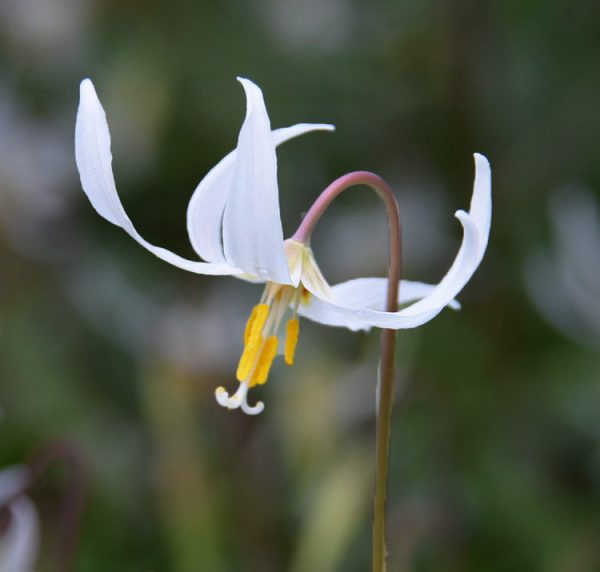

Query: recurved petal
[221,78,291,284]
[186,123,334,265]
[0,467,39,572]
[0,466,26,505]
[0,497,39,572]
[298,278,460,331]
[300,154,492,330]
[75,79,242,276]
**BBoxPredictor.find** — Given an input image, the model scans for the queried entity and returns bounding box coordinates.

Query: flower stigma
[215,276,311,415]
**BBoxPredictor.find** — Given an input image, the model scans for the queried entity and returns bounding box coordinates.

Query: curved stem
[293,171,401,572]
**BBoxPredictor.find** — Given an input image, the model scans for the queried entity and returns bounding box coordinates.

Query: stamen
[250,336,279,386]
[284,318,300,365]
[238,303,270,380]
[243,303,269,345]
[243,305,259,345]
[236,334,264,381]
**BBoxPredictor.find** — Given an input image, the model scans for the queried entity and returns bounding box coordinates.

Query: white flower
[0,467,39,572]
[525,187,600,348]
[75,77,492,415]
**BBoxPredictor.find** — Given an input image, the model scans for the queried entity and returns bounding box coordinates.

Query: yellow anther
[243,303,269,345]
[236,334,264,381]
[250,336,279,386]
[243,306,259,345]
[284,318,300,365]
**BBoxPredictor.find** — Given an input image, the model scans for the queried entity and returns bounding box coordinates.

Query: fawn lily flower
[0,467,39,572]
[75,77,491,415]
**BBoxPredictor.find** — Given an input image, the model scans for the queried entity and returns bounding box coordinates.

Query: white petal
[299,278,460,331]
[221,78,290,283]
[0,467,38,572]
[301,154,491,330]
[330,278,461,311]
[0,466,27,504]
[75,79,242,276]
[186,123,334,265]
[0,497,39,572]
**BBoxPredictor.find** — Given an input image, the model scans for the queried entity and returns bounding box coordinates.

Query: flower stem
[293,172,401,572]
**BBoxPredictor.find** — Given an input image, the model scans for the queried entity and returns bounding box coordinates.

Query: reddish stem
[293,171,402,572]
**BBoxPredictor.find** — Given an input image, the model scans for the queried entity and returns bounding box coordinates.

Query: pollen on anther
[251,336,279,386]
[284,318,300,365]
[243,303,269,345]
[236,334,264,381]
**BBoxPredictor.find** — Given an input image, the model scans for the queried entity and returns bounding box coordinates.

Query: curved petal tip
[473,152,489,164]
[236,77,262,110]
[79,78,98,103]
[316,124,336,132]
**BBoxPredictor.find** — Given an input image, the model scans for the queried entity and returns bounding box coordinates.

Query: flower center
[214,282,310,415]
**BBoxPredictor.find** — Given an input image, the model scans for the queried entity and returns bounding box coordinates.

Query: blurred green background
[1,0,599,570]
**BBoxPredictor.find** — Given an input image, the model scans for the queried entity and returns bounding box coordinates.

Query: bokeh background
[1,0,599,570]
